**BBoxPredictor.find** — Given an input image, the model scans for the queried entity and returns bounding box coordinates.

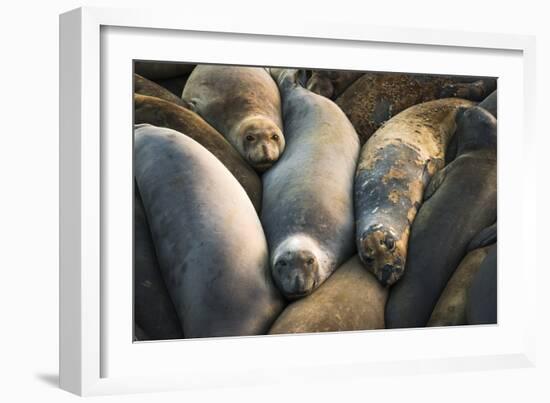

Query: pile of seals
[133,62,498,340]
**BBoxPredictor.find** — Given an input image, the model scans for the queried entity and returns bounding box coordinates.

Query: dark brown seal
[134,94,262,212]
[306,69,363,99]
[134,74,190,108]
[336,72,496,144]
[269,256,387,334]
[134,61,195,80]
[385,106,497,328]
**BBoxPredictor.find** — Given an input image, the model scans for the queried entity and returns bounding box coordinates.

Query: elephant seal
[427,245,492,327]
[262,69,359,299]
[355,98,475,286]
[428,222,496,326]
[269,256,387,334]
[336,73,497,144]
[134,74,190,108]
[306,70,363,99]
[478,90,497,118]
[134,94,262,211]
[134,124,284,337]
[134,61,195,80]
[182,65,284,172]
[385,106,497,328]
[467,244,497,325]
[134,186,184,340]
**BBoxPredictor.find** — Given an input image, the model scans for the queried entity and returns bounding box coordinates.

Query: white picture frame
[59,6,537,396]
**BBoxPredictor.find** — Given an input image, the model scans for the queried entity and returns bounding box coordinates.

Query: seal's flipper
[467,222,497,252]
[423,166,448,201]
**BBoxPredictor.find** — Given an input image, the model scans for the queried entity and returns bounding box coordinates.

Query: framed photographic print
[60,6,537,396]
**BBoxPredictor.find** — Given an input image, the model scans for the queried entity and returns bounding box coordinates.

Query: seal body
[478,90,497,118]
[427,245,492,327]
[385,106,497,328]
[306,70,363,99]
[355,98,475,286]
[269,256,387,334]
[336,73,496,144]
[262,69,360,299]
[134,187,184,340]
[466,244,497,325]
[134,124,284,337]
[134,74,190,108]
[134,61,195,80]
[182,65,285,171]
[134,94,262,211]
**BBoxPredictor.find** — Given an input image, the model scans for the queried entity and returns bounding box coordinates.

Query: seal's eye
[271,134,279,141]
[306,258,314,265]
[278,260,287,267]
[246,135,255,142]
[384,238,395,250]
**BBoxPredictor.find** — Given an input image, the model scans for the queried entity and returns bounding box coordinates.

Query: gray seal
[182,65,285,172]
[134,186,184,340]
[385,106,497,328]
[355,98,475,286]
[262,69,360,299]
[269,256,387,334]
[134,124,284,337]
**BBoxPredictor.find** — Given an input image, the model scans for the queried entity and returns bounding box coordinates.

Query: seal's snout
[273,250,319,300]
[358,224,403,286]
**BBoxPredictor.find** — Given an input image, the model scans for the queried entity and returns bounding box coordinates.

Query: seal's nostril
[385,236,395,251]
[306,258,314,265]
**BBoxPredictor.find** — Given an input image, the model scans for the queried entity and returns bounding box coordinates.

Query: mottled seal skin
[134,74,190,108]
[427,245,492,327]
[182,65,285,171]
[269,256,387,334]
[355,98,475,286]
[478,90,497,118]
[134,94,262,211]
[336,73,497,144]
[134,186,184,340]
[306,70,363,99]
[262,69,360,299]
[134,125,284,338]
[385,106,497,328]
[134,61,195,80]
[466,244,497,325]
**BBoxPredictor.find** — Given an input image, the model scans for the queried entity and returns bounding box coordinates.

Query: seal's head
[236,116,285,172]
[306,73,335,98]
[358,224,406,286]
[271,235,327,300]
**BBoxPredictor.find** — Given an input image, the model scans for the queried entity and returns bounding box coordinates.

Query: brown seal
[134,61,195,80]
[269,256,387,334]
[134,94,262,211]
[336,72,496,144]
[306,70,363,99]
[182,65,284,172]
[134,74,190,108]
[355,98,475,286]
[427,245,492,327]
